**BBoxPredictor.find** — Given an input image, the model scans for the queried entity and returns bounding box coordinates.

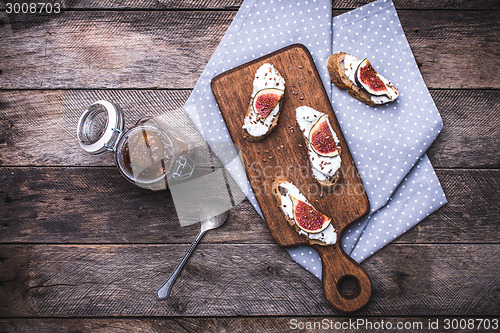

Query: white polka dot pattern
[331,0,444,214]
[328,0,447,265]
[184,0,333,217]
[183,0,447,280]
[349,154,446,262]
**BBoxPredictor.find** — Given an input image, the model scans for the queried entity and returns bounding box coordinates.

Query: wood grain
[212,45,371,312]
[1,11,498,89]
[0,317,491,333]
[0,10,235,89]
[316,244,371,313]
[1,0,498,10]
[1,168,498,244]
[0,89,221,167]
[428,90,500,169]
[1,90,498,168]
[0,0,498,323]
[0,244,497,316]
[212,44,369,246]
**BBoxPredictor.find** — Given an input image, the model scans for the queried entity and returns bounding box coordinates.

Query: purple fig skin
[252,88,284,119]
[292,196,331,233]
[309,116,339,157]
[354,58,390,97]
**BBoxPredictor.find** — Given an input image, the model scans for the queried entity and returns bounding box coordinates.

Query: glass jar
[77,100,194,190]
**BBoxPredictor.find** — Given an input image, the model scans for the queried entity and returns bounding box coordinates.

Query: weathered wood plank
[0,317,489,333]
[396,169,500,244]
[0,89,193,166]
[0,168,498,244]
[1,0,497,10]
[0,11,498,89]
[63,0,243,10]
[0,89,223,168]
[0,166,272,244]
[1,90,498,168]
[0,10,234,89]
[0,0,242,10]
[0,244,497,316]
[428,90,500,169]
[402,11,500,90]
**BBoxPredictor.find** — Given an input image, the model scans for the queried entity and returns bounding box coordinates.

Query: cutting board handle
[314,244,372,313]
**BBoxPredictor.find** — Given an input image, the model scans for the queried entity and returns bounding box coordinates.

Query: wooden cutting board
[211,44,371,312]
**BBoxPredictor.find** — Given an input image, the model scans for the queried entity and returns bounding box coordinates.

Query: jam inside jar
[77,101,194,191]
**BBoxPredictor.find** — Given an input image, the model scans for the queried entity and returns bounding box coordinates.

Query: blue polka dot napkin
[183,0,334,216]
[183,0,447,279]
[325,0,447,264]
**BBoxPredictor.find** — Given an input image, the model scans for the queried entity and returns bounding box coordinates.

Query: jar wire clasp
[104,128,124,152]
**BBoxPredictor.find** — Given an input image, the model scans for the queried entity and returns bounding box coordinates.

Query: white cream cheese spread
[296,106,341,181]
[242,63,285,137]
[343,54,398,104]
[278,181,337,245]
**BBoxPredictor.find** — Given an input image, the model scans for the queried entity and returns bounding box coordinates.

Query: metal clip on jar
[77,100,195,190]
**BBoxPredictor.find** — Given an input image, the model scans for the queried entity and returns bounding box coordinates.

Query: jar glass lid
[77,100,125,154]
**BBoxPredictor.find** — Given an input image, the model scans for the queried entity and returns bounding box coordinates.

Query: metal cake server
[157,200,229,299]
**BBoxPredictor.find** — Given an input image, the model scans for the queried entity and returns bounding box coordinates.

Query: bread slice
[328,52,376,106]
[242,63,285,141]
[295,106,342,188]
[271,177,337,246]
[243,97,283,142]
[272,176,296,228]
[316,169,341,188]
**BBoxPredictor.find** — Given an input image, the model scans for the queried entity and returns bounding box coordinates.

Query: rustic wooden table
[1,0,499,332]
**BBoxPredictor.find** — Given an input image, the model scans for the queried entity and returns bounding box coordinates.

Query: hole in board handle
[337,275,361,300]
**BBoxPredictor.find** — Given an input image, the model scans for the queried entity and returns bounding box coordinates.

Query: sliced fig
[291,196,331,233]
[355,58,390,97]
[308,115,339,157]
[252,88,284,119]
